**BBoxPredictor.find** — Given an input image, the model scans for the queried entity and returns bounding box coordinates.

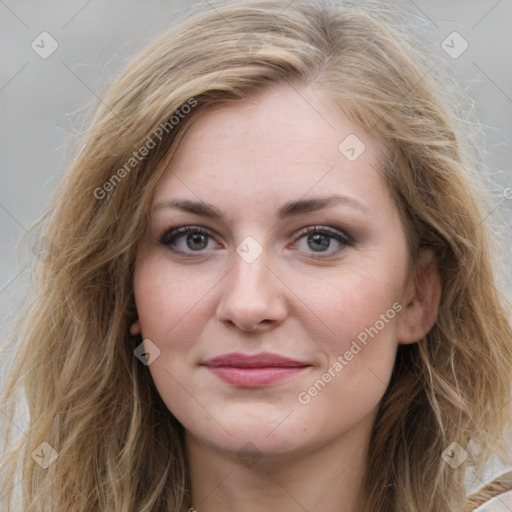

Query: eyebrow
[152,194,370,220]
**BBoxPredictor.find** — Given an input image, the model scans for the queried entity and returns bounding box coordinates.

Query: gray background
[1,0,511,493]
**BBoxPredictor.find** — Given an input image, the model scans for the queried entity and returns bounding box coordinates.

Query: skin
[130,84,442,512]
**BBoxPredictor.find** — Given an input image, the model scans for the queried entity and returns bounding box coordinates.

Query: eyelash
[159,224,354,258]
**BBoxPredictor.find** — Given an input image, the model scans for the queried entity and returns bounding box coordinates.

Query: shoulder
[466,470,512,512]
[471,488,512,511]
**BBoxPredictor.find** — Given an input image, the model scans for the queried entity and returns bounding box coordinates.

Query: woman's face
[131,84,430,462]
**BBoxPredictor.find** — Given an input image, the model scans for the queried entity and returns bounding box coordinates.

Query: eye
[292,226,353,256]
[159,224,354,257]
[159,225,218,254]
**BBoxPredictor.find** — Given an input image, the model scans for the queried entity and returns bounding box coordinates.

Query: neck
[185,411,375,512]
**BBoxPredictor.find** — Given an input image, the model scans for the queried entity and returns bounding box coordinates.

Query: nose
[215,247,288,332]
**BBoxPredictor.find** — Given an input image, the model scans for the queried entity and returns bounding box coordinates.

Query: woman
[1,1,511,510]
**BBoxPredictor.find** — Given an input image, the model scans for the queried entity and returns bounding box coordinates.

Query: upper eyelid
[159,225,214,245]
[295,225,353,242]
[160,224,347,238]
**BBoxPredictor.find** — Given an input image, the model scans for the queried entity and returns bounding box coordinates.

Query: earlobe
[130,319,142,336]
[397,248,442,345]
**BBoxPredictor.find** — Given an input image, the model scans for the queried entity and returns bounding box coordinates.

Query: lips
[200,352,311,387]
[202,352,310,368]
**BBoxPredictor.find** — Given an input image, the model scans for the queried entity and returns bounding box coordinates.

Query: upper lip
[200,352,311,368]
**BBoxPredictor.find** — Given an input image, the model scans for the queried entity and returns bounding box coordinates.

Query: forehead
[153,84,389,212]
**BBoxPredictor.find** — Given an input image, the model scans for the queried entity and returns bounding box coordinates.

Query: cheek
[293,278,401,436]
[133,254,213,344]
[301,268,402,395]
[300,262,403,347]
[132,258,210,418]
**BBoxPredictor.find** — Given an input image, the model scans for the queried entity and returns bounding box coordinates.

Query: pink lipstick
[200,352,311,387]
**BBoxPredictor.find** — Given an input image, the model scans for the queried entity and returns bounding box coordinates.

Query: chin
[188,419,318,462]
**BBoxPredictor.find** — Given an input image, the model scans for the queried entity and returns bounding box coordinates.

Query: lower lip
[204,366,309,387]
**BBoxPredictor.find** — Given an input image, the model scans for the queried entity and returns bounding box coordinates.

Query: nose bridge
[216,236,286,330]
[229,240,272,296]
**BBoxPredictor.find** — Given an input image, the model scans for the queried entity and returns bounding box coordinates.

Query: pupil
[188,233,207,250]
[309,233,329,251]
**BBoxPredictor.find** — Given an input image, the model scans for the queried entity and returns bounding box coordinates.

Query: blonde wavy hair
[1,1,511,511]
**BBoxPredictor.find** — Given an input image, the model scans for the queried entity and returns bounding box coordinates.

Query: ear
[396,247,442,345]
[130,318,142,336]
